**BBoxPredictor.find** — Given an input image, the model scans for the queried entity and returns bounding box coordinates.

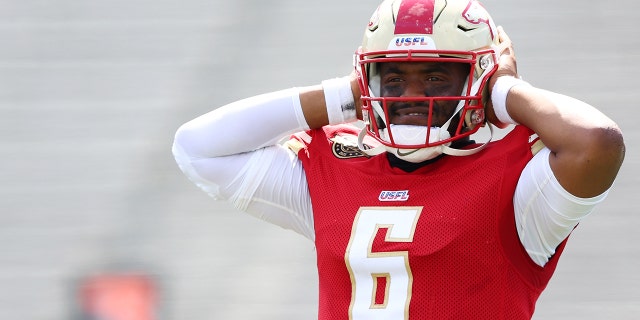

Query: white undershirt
[172,87,609,267]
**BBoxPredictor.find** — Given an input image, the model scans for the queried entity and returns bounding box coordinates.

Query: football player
[172,0,625,318]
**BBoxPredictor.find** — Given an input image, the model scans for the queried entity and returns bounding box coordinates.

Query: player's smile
[379,61,469,127]
[388,103,443,126]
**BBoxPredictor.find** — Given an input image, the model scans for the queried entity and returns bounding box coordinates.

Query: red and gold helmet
[355,0,500,156]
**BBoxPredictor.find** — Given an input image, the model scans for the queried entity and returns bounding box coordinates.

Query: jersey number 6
[345,206,422,320]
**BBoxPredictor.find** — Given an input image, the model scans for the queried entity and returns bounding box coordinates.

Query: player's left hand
[486,26,520,127]
[491,26,519,82]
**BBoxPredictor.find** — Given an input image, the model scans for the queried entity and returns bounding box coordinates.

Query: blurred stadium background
[0,0,638,319]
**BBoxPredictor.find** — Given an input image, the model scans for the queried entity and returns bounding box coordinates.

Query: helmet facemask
[356,50,498,162]
[354,0,500,162]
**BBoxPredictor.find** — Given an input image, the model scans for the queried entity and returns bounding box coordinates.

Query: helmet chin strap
[357,66,495,161]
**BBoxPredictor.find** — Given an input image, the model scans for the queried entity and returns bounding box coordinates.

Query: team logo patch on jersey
[331,135,371,159]
[379,190,410,202]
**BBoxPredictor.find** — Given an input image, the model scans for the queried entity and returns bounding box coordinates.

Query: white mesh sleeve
[173,143,315,240]
[514,147,609,267]
[172,87,315,240]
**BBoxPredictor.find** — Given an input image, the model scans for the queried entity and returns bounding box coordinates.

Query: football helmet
[355,0,500,162]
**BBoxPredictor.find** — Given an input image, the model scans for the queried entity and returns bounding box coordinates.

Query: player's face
[379,62,469,127]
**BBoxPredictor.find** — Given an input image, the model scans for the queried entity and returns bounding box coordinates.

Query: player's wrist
[490,76,531,125]
[322,76,357,124]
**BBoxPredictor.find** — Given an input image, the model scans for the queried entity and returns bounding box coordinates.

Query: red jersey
[292,124,567,320]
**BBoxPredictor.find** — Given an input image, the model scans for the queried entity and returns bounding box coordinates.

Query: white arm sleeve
[172,88,315,240]
[174,88,309,158]
[514,147,609,267]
